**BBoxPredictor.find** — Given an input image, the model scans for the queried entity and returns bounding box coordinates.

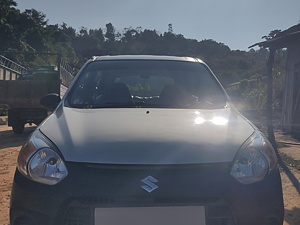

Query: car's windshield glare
[67,60,227,109]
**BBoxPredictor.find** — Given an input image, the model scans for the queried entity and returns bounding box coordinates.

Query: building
[250,24,300,133]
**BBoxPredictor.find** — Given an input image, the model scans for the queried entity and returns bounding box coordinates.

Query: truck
[0,55,73,133]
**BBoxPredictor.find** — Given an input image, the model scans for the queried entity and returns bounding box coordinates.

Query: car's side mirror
[40,93,61,111]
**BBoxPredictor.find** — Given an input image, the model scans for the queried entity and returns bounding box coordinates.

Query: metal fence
[59,58,74,87]
[0,55,28,80]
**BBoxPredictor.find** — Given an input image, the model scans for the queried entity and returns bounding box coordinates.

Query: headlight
[17,130,68,185]
[230,131,277,184]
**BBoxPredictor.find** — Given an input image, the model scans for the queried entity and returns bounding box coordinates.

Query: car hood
[40,106,255,164]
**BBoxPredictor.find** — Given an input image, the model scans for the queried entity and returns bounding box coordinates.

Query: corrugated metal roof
[249,24,300,49]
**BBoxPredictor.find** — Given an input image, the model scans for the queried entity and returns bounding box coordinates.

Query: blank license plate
[95,206,206,225]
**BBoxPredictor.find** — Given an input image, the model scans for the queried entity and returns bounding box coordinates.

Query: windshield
[66,60,227,109]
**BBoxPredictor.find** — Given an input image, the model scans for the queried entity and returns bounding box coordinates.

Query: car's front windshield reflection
[67,60,227,109]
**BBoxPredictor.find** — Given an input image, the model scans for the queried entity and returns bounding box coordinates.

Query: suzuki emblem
[141,176,158,193]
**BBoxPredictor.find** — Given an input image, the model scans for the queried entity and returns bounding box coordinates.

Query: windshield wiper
[86,102,146,108]
[71,101,227,109]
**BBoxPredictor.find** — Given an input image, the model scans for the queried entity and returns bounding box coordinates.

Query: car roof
[89,55,204,63]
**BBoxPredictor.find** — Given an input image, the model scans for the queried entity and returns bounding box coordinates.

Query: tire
[12,123,25,134]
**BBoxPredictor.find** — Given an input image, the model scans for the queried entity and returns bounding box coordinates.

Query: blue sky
[15,0,300,51]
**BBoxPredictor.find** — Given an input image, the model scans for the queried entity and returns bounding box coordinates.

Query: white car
[10,55,284,225]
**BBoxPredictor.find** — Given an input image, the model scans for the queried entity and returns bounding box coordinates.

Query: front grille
[61,198,237,225]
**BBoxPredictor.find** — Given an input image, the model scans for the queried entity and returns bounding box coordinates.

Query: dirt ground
[0,124,300,225]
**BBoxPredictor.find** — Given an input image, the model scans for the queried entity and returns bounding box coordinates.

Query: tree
[122,27,139,43]
[73,27,105,60]
[0,0,18,52]
[0,0,17,20]
[262,29,281,40]
[19,9,48,51]
[0,0,287,95]
[168,23,173,33]
[105,23,116,43]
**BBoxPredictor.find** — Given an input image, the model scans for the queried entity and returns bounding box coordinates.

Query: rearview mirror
[40,93,61,111]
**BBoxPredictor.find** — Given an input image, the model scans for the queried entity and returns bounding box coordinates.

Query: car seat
[159,84,193,107]
[97,83,132,104]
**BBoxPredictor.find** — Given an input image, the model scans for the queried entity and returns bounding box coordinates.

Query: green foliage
[0,2,287,90]
[239,67,285,111]
[242,85,267,110]
[105,23,116,42]
[229,48,286,111]
[129,83,151,92]
[262,29,281,40]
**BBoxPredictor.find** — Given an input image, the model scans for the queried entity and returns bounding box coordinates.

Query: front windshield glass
[67,60,227,109]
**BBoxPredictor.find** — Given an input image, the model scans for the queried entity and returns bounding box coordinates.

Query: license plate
[95,206,206,225]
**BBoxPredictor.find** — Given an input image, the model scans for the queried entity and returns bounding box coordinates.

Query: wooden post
[266,48,277,151]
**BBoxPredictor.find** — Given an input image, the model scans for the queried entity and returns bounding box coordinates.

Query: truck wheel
[12,123,25,134]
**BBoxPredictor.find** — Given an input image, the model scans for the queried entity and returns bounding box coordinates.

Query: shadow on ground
[0,126,36,149]
[279,158,300,195]
[284,207,300,225]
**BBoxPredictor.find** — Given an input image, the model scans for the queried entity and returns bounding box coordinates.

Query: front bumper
[10,162,284,225]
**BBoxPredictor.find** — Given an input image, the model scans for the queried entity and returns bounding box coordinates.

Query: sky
[15,0,300,51]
